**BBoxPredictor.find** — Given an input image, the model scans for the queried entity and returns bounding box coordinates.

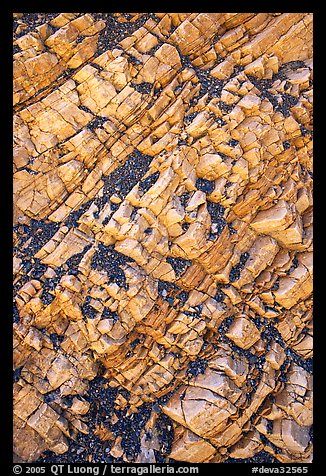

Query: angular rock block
[13,12,313,464]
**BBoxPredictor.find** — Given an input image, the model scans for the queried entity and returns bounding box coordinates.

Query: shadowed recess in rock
[13,12,313,465]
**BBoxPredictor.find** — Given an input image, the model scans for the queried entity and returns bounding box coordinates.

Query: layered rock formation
[13,13,313,464]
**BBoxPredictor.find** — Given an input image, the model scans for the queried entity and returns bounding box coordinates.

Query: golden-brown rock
[13,12,313,464]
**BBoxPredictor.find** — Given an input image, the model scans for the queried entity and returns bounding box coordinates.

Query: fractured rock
[13,12,313,465]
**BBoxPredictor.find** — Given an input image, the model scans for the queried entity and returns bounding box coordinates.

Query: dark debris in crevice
[102,307,119,321]
[13,44,21,54]
[158,280,180,298]
[155,412,174,458]
[247,75,274,93]
[29,259,48,280]
[17,167,39,175]
[228,138,239,147]
[218,101,233,114]
[87,116,107,131]
[89,62,103,72]
[157,390,174,407]
[157,280,190,309]
[103,149,153,200]
[285,348,313,374]
[271,277,280,291]
[13,219,60,258]
[228,223,237,235]
[58,68,75,80]
[247,74,300,117]
[37,429,113,464]
[214,289,226,303]
[92,13,156,55]
[64,199,93,228]
[184,111,199,126]
[300,124,312,138]
[280,60,307,71]
[75,35,86,45]
[186,358,208,377]
[13,302,20,323]
[132,82,153,95]
[112,402,152,460]
[13,366,22,382]
[138,171,160,194]
[179,191,191,208]
[13,275,30,296]
[81,295,98,320]
[64,244,92,276]
[40,290,55,305]
[13,13,58,39]
[194,66,226,99]
[177,290,189,305]
[42,276,60,292]
[79,104,93,114]
[291,256,299,269]
[218,316,235,337]
[49,333,64,350]
[207,201,227,238]
[91,243,135,289]
[229,252,250,282]
[230,64,245,78]
[283,140,291,150]
[207,201,225,221]
[195,178,215,194]
[43,390,60,404]
[166,256,191,278]
[260,434,282,455]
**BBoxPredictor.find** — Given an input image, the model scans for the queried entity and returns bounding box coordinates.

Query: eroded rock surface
[13,12,313,463]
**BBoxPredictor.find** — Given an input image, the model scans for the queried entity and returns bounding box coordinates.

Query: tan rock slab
[226,317,261,350]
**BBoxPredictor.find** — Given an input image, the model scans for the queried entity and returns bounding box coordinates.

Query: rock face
[13,13,313,464]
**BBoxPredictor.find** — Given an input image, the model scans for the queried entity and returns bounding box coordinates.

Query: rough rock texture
[13,13,313,464]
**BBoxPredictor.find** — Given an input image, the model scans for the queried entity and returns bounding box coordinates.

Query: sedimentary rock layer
[13,12,313,464]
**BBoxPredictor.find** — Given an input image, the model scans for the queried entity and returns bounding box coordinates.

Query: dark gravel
[40,290,55,305]
[64,244,92,276]
[155,413,174,459]
[179,191,191,208]
[225,450,278,463]
[13,13,58,39]
[187,358,208,377]
[81,295,98,320]
[229,252,250,282]
[166,257,191,278]
[195,178,215,194]
[102,307,119,321]
[138,171,160,194]
[14,220,60,258]
[49,333,64,350]
[13,302,20,323]
[13,366,22,382]
[215,289,226,303]
[92,13,157,55]
[102,149,153,200]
